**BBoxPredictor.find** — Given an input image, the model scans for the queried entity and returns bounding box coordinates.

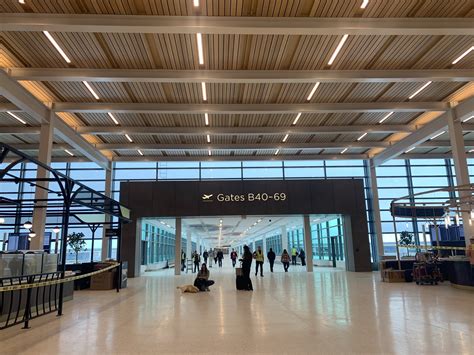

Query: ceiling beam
[6,68,473,83]
[50,102,448,114]
[0,70,109,169]
[0,14,471,36]
[372,96,474,166]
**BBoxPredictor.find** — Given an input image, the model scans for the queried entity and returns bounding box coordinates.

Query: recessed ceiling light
[430,131,445,140]
[462,115,474,123]
[292,113,302,125]
[207,134,211,143]
[328,34,349,66]
[340,147,348,154]
[43,31,71,63]
[408,81,432,100]
[306,82,320,101]
[204,113,209,126]
[208,149,212,156]
[378,112,393,124]
[82,81,100,100]
[452,46,474,65]
[201,82,207,101]
[360,0,369,8]
[193,0,199,6]
[274,149,280,155]
[7,111,26,125]
[357,132,367,141]
[137,149,144,156]
[282,134,289,142]
[405,147,415,153]
[125,134,133,142]
[197,33,204,65]
[64,149,74,156]
[107,112,119,125]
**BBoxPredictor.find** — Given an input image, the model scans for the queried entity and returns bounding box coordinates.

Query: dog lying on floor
[176,284,200,293]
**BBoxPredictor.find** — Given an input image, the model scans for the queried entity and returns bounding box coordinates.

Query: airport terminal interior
[0,0,473,354]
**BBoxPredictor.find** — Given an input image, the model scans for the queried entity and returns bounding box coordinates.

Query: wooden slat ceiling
[0,0,473,160]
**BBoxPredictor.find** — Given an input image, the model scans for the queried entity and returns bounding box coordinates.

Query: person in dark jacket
[217,250,224,267]
[203,249,209,265]
[193,251,201,273]
[240,245,253,291]
[194,263,214,291]
[267,248,276,272]
[299,249,306,266]
[281,249,291,272]
[230,249,238,267]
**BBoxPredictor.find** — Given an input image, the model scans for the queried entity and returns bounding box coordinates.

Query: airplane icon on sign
[202,194,213,200]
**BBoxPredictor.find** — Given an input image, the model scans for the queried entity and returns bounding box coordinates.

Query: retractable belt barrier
[0,263,120,293]
[396,244,467,251]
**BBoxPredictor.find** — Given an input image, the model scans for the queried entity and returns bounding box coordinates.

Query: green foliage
[399,231,414,257]
[67,232,86,263]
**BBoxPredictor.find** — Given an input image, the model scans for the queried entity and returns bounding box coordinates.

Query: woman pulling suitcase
[236,245,253,291]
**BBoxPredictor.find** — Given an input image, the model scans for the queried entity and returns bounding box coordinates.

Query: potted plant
[399,231,414,258]
[67,232,86,264]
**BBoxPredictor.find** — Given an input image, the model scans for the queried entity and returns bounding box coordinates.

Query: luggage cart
[412,252,443,285]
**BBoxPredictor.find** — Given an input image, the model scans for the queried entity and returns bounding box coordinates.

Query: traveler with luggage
[299,249,306,266]
[230,249,238,267]
[193,251,201,273]
[291,247,298,265]
[281,249,291,272]
[267,248,276,272]
[194,263,214,291]
[237,245,253,291]
[253,246,264,277]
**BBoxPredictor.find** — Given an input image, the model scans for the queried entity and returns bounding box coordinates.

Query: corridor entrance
[120,179,371,277]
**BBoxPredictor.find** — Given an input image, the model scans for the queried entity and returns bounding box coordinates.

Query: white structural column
[303,215,314,272]
[31,121,54,250]
[101,162,113,260]
[281,226,288,253]
[175,218,182,275]
[186,231,192,261]
[369,162,384,261]
[447,108,474,247]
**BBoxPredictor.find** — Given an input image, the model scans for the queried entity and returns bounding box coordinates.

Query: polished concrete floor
[0,262,473,354]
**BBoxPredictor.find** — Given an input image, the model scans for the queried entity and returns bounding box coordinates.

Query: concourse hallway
[0,262,472,354]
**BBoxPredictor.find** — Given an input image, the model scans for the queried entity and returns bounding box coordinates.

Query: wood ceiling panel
[45,81,132,102]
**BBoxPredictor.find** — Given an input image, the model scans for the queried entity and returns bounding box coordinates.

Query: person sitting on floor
[194,263,215,292]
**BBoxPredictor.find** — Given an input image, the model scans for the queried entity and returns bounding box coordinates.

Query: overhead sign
[201,192,287,203]
[105,228,120,237]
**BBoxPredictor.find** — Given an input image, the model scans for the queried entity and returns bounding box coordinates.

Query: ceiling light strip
[208,150,212,156]
[357,132,368,141]
[193,0,199,6]
[378,112,393,124]
[282,134,289,142]
[7,111,26,125]
[204,113,209,126]
[137,149,144,156]
[452,46,474,65]
[206,134,211,143]
[306,82,320,101]
[64,149,74,156]
[201,82,207,101]
[360,0,369,8]
[125,134,133,142]
[43,31,71,63]
[292,112,302,125]
[408,81,432,100]
[82,81,100,100]
[405,147,415,153]
[340,147,348,154]
[463,115,474,123]
[197,33,204,65]
[430,131,445,140]
[328,34,349,66]
[274,149,280,155]
[107,112,119,125]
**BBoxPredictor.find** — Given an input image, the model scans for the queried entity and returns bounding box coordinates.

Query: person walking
[203,249,209,265]
[217,249,224,267]
[253,246,264,277]
[281,249,291,272]
[214,249,218,265]
[291,247,298,266]
[299,249,306,266]
[193,251,201,273]
[240,245,253,290]
[194,263,215,291]
[230,249,238,267]
[180,249,186,272]
[267,248,276,272]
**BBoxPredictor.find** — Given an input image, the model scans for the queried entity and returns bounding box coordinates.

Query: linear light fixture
[340,147,348,154]
[204,113,209,126]
[306,82,320,101]
[405,147,415,153]
[82,81,100,100]
[469,149,474,153]
[274,149,280,155]
[282,134,289,142]
[19,0,25,3]
[64,149,74,156]
[125,134,133,142]
[193,0,199,6]
[197,33,204,65]
[201,82,207,101]
[7,111,26,125]
[360,0,369,8]
[137,149,144,156]
[357,132,368,141]
[408,81,432,100]
[452,46,474,65]
[379,112,394,124]
[43,31,71,63]
[207,134,211,143]
[107,112,119,125]
[463,115,474,123]
[208,150,212,156]
[328,34,349,66]
[430,131,445,140]
[292,112,302,125]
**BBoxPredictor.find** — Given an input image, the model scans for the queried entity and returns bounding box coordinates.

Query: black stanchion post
[331,236,336,268]
[22,276,33,329]
[57,183,72,317]
[116,261,121,293]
